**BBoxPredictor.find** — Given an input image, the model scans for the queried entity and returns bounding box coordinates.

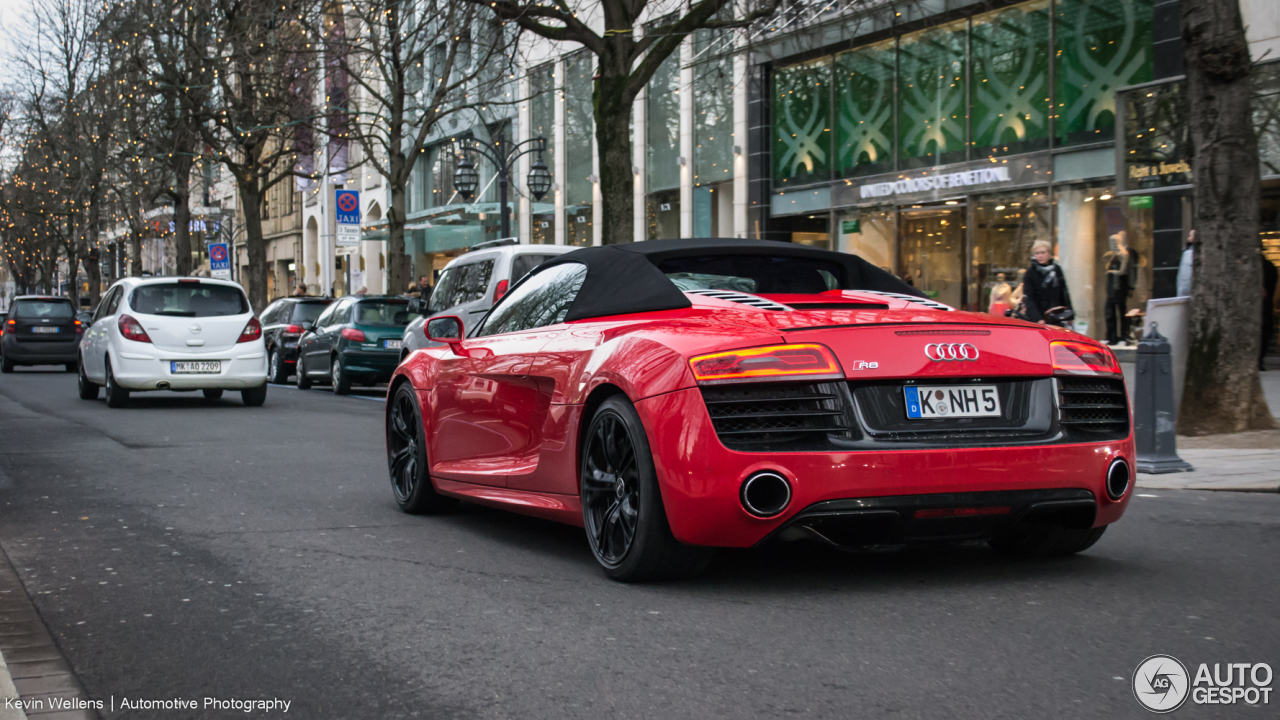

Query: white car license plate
[904,385,1001,419]
[171,361,221,374]
[383,339,402,349]
[32,326,60,334]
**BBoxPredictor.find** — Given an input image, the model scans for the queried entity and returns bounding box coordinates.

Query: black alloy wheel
[104,360,129,408]
[386,383,456,514]
[268,349,288,384]
[295,354,312,389]
[331,355,351,395]
[580,395,714,582]
[77,357,98,400]
[0,350,12,374]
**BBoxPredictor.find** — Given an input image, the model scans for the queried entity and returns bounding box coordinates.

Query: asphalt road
[0,367,1277,719]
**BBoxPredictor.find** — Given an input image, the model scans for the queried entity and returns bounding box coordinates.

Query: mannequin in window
[987,273,1013,316]
[1103,232,1138,345]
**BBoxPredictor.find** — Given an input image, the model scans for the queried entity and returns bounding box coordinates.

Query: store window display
[972,192,1052,314]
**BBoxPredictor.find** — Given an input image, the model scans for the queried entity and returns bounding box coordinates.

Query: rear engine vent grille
[854,290,955,311]
[684,289,792,312]
[701,381,856,451]
[1057,377,1129,439]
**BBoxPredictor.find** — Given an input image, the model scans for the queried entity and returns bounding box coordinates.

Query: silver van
[400,240,575,360]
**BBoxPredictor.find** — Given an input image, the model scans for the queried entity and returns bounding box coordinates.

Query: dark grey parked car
[1,296,81,373]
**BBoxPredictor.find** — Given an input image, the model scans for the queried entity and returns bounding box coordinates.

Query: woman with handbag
[1023,240,1074,328]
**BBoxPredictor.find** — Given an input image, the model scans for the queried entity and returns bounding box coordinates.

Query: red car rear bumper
[636,387,1134,548]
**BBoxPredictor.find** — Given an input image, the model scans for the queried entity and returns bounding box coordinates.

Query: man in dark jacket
[1023,240,1073,326]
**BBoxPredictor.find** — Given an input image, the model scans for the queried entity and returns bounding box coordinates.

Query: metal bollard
[1134,323,1193,474]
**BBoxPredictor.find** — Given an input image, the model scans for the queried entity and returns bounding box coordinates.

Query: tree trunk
[237,180,269,314]
[595,72,636,245]
[172,192,193,276]
[388,177,408,294]
[128,193,144,278]
[84,197,102,308]
[1178,0,1275,434]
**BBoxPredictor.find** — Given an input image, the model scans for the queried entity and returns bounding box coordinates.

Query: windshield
[12,300,74,319]
[290,302,330,325]
[353,300,411,327]
[129,283,250,317]
[658,256,844,294]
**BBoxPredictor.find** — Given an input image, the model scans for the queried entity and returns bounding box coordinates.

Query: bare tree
[481,0,784,245]
[338,0,518,293]
[1177,0,1276,434]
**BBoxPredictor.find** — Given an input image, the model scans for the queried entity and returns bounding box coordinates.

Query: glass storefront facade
[768,0,1158,341]
[529,62,556,245]
[647,38,682,240]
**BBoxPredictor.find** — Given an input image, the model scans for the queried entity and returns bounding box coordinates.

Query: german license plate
[383,339,402,349]
[31,326,60,334]
[904,385,1001,419]
[171,361,221,374]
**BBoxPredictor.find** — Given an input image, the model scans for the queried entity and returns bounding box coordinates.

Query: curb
[0,544,97,719]
[0,647,27,720]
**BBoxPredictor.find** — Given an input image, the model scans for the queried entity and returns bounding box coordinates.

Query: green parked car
[294,296,416,394]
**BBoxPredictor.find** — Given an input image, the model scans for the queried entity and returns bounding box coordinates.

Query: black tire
[989,524,1107,558]
[1,351,13,373]
[65,362,77,373]
[331,355,351,395]
[267,349,288,384]
[104,360,129,408]
[386,383,457,514]
[295,354,312,389]
[581,395,714,582]
[241,384,267,407]
[77,359,99,400]
[202,389,224,401]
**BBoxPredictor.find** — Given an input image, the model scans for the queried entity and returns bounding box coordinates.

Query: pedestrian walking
[293,283,308,297]
[405,283,421,299]
[1022,240,1073,327]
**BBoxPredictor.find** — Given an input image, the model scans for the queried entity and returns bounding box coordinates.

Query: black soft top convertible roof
[539,237,925,322]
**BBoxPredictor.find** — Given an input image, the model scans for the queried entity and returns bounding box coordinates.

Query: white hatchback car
[78,277,268,407]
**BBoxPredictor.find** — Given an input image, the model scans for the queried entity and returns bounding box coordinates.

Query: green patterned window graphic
[773,58,832,186]
[898,20,968,169]
[971,0,1050,157]
[835,39,895,178]
[1055,0,1153,146]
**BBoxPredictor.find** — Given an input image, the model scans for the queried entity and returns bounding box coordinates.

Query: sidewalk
[1131,368,1280,492]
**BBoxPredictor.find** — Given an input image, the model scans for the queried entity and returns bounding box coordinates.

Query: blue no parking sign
[335,190,361,225]
[209,242,230,278]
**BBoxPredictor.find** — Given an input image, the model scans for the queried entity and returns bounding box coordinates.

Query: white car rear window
[130,283,250,317]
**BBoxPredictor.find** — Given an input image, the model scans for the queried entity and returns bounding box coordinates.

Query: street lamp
[527,156,552,201]
[449,136,551,239]
[452,156,479,200]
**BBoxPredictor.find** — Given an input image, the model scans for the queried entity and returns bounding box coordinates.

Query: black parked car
[295,296,414,394]
[1,296,81,373]
[259,296,336,383]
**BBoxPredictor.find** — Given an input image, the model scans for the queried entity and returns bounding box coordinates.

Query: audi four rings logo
[924,343,979,361]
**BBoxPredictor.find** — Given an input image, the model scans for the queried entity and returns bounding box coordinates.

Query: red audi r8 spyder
[386,239,1133,582]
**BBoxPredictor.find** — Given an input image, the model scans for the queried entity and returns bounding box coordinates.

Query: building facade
[379,0,1278,344]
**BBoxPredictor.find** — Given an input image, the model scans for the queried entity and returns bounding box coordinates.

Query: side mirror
[426,315,466,355]
[406,297,422,315]
[302,321,315,331]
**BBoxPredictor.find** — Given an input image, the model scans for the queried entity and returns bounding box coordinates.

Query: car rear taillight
[689,343,843,384]
[118,314,152,343]
[493,279,509,303]
[1051,340,1121,376]
[282,324,304,336]
[341,328,366,342]
[238,317,263,343]
[74,319,83,334]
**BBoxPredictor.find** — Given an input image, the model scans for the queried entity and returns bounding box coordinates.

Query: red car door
[428,330,561,486]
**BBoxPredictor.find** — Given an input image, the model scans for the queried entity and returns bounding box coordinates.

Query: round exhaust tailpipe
[1106,458,1130,500]
[156,381,171,390]
[740,472,792,518]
